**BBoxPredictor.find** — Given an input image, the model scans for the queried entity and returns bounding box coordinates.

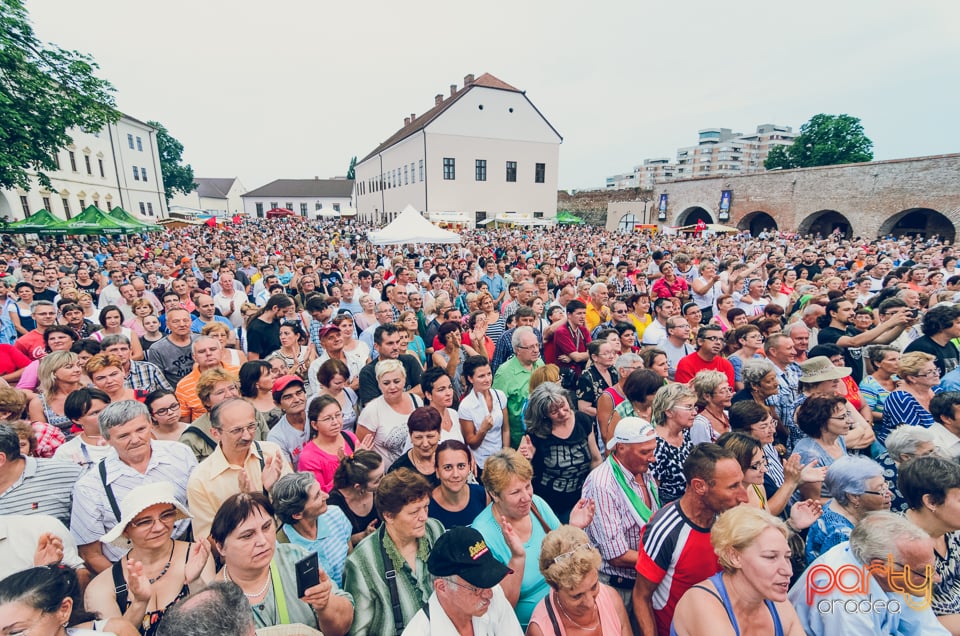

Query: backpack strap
[185,425,217,452]
[340,431,356,453]
[377,525,405,636]
[99,460,121,521]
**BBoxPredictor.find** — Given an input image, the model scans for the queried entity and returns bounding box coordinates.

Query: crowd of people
[0,217,959,634]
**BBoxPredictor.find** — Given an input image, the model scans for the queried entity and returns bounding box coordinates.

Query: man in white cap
[581,417,658,630]
[402,526,522,635]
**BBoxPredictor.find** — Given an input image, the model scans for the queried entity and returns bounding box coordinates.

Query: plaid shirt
[125,360,173,393]
[31,421,65,458]
[767,361,803,452]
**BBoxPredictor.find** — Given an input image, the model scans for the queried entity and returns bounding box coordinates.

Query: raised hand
[789,499,824,531]
[238,467,255,494]
[568,498,595,529]
[500,516,525,560]
[796,457,827,484]
[303,567,332,611]
[34,532,64,566]
[184,540,210,584]
[358,435,375,451]
[126,560,152,603]
[363,518,378,538]
[261,450,284,491]
[518,435,534,460]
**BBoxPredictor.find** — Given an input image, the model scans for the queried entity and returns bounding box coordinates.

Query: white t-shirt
[457,389,507,469]
[53,436,114,473]
[357,394,423,468]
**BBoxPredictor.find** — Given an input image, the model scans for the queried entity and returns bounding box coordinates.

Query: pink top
[297,431,360,492]
[529,584,622,635]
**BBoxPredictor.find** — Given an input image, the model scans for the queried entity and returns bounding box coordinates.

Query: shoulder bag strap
[112,560,129,610]
[185,425,217,451]
[99,460,122,521]
[269,561,290,624]
[530,500,551,534]
[544,592,563,635]
[377,525,405,636]
[341,431,356,453]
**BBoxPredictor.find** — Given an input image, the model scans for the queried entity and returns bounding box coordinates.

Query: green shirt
[493,355,544,448]
[343,518,445,636]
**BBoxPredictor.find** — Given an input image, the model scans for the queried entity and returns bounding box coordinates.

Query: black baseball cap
[427,527,511,588]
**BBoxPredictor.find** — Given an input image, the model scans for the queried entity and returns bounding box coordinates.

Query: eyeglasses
[862,485,891,496]
[446,578,487,595]
[516,343,541,350]
[829,413,853,422]
[749,458,770,471]
[152,403,181,417]
[916,369,941,378]
[316,412,344,425]
[701,336,724,342]
[550,543,594,567]
[219,423,258,437]
[129,507,178,530]
[672,404,697,412]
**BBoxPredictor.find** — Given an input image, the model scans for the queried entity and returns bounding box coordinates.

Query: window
[419,159,424,182]
[147,202,154,216]
[19,196,29,218]
[139,202,146,214]
[256,202,264,216]
[475,159,486,181]
[506,161,517,182]
[98,158,105,177]
[136,137,142,151]
[475,211,487,224]
[141,167,147,182]
[285,202,293,210]
[315,203,322,210]
[443,158,455,180]
[79,198,86,209]
[333,203,340,212]
[42,196,51,212]
[62,198,71,219]
[270,202,278,210]
[132,166,139,180]
[127,134,134,149]
[68,152,77,172]
[300,203,308,215]
[411,162,416,183]
[84,155,92,174]
[52,153,60,170]
[404,165,408,185]
[535,163,545,183]
[534,211,544,218]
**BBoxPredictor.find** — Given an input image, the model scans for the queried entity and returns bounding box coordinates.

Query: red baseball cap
[272,375,304,401]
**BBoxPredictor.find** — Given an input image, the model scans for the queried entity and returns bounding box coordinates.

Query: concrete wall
[604,154,960,239]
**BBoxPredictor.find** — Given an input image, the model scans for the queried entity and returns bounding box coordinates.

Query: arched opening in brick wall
[798,210,851,238]
[878,208,956,243]
[617,214,639,232]
[738,211,778,236]
[677,206,713,227]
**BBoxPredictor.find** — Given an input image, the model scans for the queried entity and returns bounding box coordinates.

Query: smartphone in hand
[295,553,320,598]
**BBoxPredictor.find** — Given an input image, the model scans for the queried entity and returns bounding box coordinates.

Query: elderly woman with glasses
[804,455,889,562]
[650,383,697,503]
[520,383,602,522]
[877,351,940,444]
[900,455,960,629]
[877,421,940,513]
[690,370,733,444]
[576,339,619,420]
[527,525,631,636]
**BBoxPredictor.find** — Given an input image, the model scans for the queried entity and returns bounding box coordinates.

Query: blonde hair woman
[878,351,939,444]
[26,351,83,435]
[355,359,423,467]
[528,525,631,635]
[671,506,803,635]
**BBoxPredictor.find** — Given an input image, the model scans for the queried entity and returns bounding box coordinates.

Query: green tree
[764,114,873,170]
[346,156,357,180]
[147,120,195,203]
[0,0,118,190]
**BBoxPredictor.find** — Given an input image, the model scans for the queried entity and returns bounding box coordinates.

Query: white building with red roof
[354,73,562,228]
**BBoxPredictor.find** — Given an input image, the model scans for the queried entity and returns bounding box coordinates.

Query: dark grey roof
[242,178,354,198]
[195,178,237,198]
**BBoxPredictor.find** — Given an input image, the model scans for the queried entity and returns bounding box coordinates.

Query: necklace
[223,564,271,598]
[127,540,175,584]
[556,595,599,632]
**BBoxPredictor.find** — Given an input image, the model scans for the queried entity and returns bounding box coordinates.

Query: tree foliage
[764,114,873,170]
[147,120,195,203]
[0,0,118,190]
[346,156,357,180]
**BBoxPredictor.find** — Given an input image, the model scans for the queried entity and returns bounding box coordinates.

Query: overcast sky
[24,0,959,192]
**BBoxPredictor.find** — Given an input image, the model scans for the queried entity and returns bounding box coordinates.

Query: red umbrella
[265,208,296,219]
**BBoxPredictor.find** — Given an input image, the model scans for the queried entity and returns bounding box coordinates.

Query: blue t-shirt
[471,495,560,628]
[281,505,353,586]
[428,483,487,529]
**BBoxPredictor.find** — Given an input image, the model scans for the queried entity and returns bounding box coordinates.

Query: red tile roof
[360,73,522,163]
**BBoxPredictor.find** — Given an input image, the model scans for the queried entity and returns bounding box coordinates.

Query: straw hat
[798,356,851,384]
[100,481,191,548]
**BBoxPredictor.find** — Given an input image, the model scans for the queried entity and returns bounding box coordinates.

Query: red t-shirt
[14,330,46,361]
[636,502,720,636]
[674,352,735,388]
[0,344,31,374]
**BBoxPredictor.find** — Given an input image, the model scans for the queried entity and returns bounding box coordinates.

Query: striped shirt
[70,441,197,561]
[0,458,83,527]
[582,457,658,581]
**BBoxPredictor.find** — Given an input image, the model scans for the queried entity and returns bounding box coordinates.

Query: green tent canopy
[557,210,585,225]
[109,206,161,232]
[57,205,143,235]
[2,209,69,234]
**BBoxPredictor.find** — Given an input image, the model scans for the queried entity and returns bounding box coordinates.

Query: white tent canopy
[367,205,461,245]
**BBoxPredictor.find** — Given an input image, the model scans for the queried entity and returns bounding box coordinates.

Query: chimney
[464,74,475,86]
[404,116,410,126]
[410,112,416,122]
[435,94,443,106]
[449,83,457,97]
